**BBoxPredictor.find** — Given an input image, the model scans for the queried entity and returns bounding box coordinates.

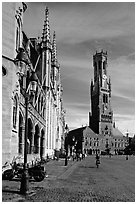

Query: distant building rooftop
[112,127,124,138]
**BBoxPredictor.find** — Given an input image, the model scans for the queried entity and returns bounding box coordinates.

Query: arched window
[103,61,106,74]
[2,66,7,77]
[103,94,108,103]
[13,95,18,129]
[38,94,41,113]
[34,86,38,108]
[43,103,46,118]
[15,7,23,51]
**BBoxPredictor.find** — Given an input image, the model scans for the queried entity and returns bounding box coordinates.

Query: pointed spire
[42,7,51,44]
[52,31,57,65]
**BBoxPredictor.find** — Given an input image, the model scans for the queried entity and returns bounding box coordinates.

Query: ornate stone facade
[2,3,65,164]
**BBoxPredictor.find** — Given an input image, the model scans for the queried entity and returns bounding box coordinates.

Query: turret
[41,7,51,48]
[52,31,57,66]
[41,7,52,90]
[51,31,60,91]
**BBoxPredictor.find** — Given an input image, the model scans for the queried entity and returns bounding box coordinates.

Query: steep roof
[83,126,98,138]
[112,127,124,138]
[69,126,86,137]
[69,126,125,140]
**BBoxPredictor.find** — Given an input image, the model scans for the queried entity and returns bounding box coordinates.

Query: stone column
[38,134,41,155]
[30,130,35,154]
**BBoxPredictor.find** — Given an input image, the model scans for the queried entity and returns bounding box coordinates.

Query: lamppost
[72,136,75,153]
[15,48,38,194]
[64,124,69,166]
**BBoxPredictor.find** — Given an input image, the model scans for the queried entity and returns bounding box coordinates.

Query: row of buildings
[2,2,66,165]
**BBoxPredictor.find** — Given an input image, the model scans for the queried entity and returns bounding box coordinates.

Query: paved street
[2,155,135,202]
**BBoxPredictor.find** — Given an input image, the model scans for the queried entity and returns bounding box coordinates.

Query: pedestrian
[73,152,76,161]
[76,153,79,161]
[96,154,100,163]
[79,153,82,161]
[82,153,85,159]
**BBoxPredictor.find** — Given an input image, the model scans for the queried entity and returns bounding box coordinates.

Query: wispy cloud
[23,2,135,135]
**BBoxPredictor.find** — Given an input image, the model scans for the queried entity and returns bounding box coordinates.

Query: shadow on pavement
[80,166,96,169]
[2,189,20,194]
[3,177,39,182]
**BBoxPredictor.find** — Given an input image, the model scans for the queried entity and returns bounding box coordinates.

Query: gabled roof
[69,126,125,140]
[112,127,124,138]
[83,126,97,138]
[69,126,86,137]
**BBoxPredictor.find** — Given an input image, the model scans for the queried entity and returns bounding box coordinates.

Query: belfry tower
[89,50,113,136]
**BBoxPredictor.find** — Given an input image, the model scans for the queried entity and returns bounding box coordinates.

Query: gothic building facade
[2,2,65,165]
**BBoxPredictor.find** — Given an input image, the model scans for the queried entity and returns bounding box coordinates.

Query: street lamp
[64,124,69,166]
[15,48,38,194]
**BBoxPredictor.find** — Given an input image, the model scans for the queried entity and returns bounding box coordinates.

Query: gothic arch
[28,115,35,128]
[13,93,19,129]
[38,94,41,113]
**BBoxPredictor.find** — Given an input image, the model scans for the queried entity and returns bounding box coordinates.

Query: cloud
[24,2,134,43]
[23,2,135,135]
[65,107,89,130]
[113,114,135,136]
[112,95,135,116]
[109,55,135,101]
[53,2,134,44]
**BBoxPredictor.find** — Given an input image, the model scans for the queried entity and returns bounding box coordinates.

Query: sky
[23,2,135,136]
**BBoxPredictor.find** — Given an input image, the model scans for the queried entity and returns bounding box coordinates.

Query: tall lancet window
[13,95,18,129]
[15,7,23,51]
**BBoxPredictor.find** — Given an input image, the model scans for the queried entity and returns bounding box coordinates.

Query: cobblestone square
[2,155,135,202]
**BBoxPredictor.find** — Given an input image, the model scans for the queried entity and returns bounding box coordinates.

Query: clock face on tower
[103,74,107,80]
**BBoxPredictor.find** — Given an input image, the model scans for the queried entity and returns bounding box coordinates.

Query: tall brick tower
[89,50,113,136]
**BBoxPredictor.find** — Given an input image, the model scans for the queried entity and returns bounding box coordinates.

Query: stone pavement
[2,156,135,202]
[2,158,78,202]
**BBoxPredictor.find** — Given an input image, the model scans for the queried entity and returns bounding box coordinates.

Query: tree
[124,136,135,155]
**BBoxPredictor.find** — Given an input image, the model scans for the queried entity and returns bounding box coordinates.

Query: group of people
[72,150,101,168]
[72,152,86,161]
